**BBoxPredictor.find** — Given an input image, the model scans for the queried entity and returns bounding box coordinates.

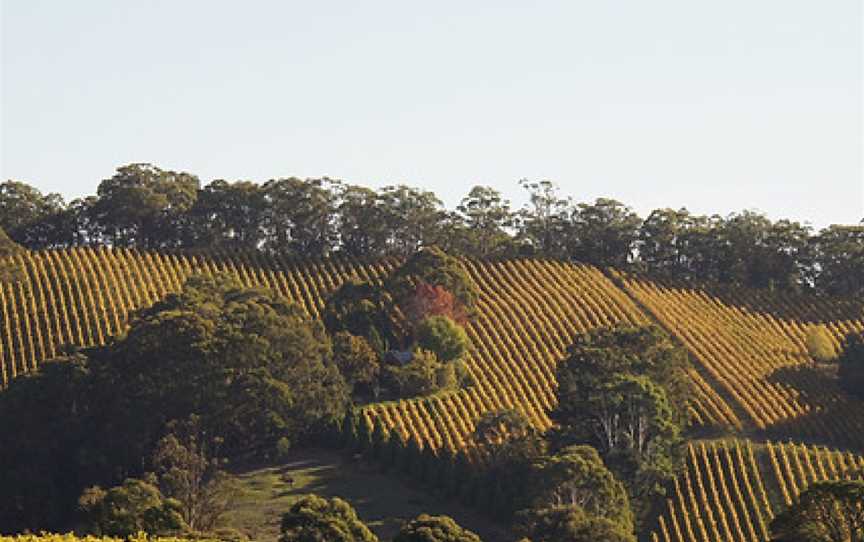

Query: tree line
[2,164,863,296]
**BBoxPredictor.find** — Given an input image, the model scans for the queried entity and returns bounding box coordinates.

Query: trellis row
[0,249,656,455]
[650,439,864,542]
[614,271,864,450]
[1,248,862,456]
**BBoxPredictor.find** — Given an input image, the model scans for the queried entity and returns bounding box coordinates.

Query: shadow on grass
[225,447,509,542]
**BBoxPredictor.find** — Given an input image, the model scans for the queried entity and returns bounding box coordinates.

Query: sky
[1,0,862,228]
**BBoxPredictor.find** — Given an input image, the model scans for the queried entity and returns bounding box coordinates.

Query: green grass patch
[221,448,508,542]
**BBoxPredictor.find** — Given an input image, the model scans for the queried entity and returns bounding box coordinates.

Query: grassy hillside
[223,448,507,542]
[2,247,864,541]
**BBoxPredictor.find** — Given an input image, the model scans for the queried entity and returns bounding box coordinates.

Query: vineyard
[614,271,864,450]
[0,247,653,455]
[2,248,864,541]
[650,440,864,542]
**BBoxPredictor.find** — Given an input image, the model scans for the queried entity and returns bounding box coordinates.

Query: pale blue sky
[1,1,862,227]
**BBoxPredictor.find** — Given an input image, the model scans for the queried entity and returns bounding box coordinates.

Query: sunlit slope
[614,271,864,450]
[0,248,397,382]
[649,439,864,542]
[364,259,651,452]
[2,248,862,455]
[0,248,657,454]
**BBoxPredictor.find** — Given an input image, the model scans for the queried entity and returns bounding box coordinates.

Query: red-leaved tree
[402,282,468,327]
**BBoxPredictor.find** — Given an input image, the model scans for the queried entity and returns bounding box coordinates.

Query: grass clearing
[221,447,508,542]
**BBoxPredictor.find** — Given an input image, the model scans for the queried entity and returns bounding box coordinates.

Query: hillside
[1,247,863,541]
[649,439,864,542]
[222,448,508,542]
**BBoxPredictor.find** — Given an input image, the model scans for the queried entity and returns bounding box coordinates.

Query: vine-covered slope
[3,248,864,542]
[649,439,864,542]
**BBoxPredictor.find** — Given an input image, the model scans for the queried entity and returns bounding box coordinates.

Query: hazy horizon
[2,0,862,228]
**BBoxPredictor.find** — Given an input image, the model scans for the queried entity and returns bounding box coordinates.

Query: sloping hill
[0,248,651,453]
[2,249,863,451]
[649,439,864,542]
[613,271,864,450]
[3,248,864,541]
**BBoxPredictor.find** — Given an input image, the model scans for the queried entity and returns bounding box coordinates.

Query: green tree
[336,184,391,258]
[812,225,864,298]
[93,163,199,248]
[393,514,482,542]
[529,446,633,530]
[78,478,186,537]
[762,219,812,291]
[837,332,864,400]
[454,185,516,258]
[638,208,691,276]
[0,354,99,531]
[713,211,811,290]
[0,180,67,248]
[386,349,445,397]
[332,332,381,397]
[151,416,240,532]
[97,274,349,459]
[187,179,266,249]
[769,480,864,542]
[675,213,725,282]
[517,179,572,259]
[323,279,397,351]
[415,315,469,362]
[552,325,691,433]
[472,409,544,467]
[377,185,446,257]
[279,495,378,542]
[262,177,338,257]
[513,505,635,542]
[550,325,688,525]
[0,275,349,532]
[569,198,641,268]
[805,325,837,363]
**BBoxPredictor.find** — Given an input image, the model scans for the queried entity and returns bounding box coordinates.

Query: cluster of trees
[549,326,690,521]
[78,415,241,539]
[336,324,864,541]
[0,245,477,536]
[769,480,864,542]
[286,480,864,542]
[324,247,475,402]
[0,275,351,534]
[339,325,691,541]
[279,495,483,542]
[4,167,864,296]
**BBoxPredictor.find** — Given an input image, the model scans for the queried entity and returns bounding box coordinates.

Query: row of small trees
[3,168,864,296]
